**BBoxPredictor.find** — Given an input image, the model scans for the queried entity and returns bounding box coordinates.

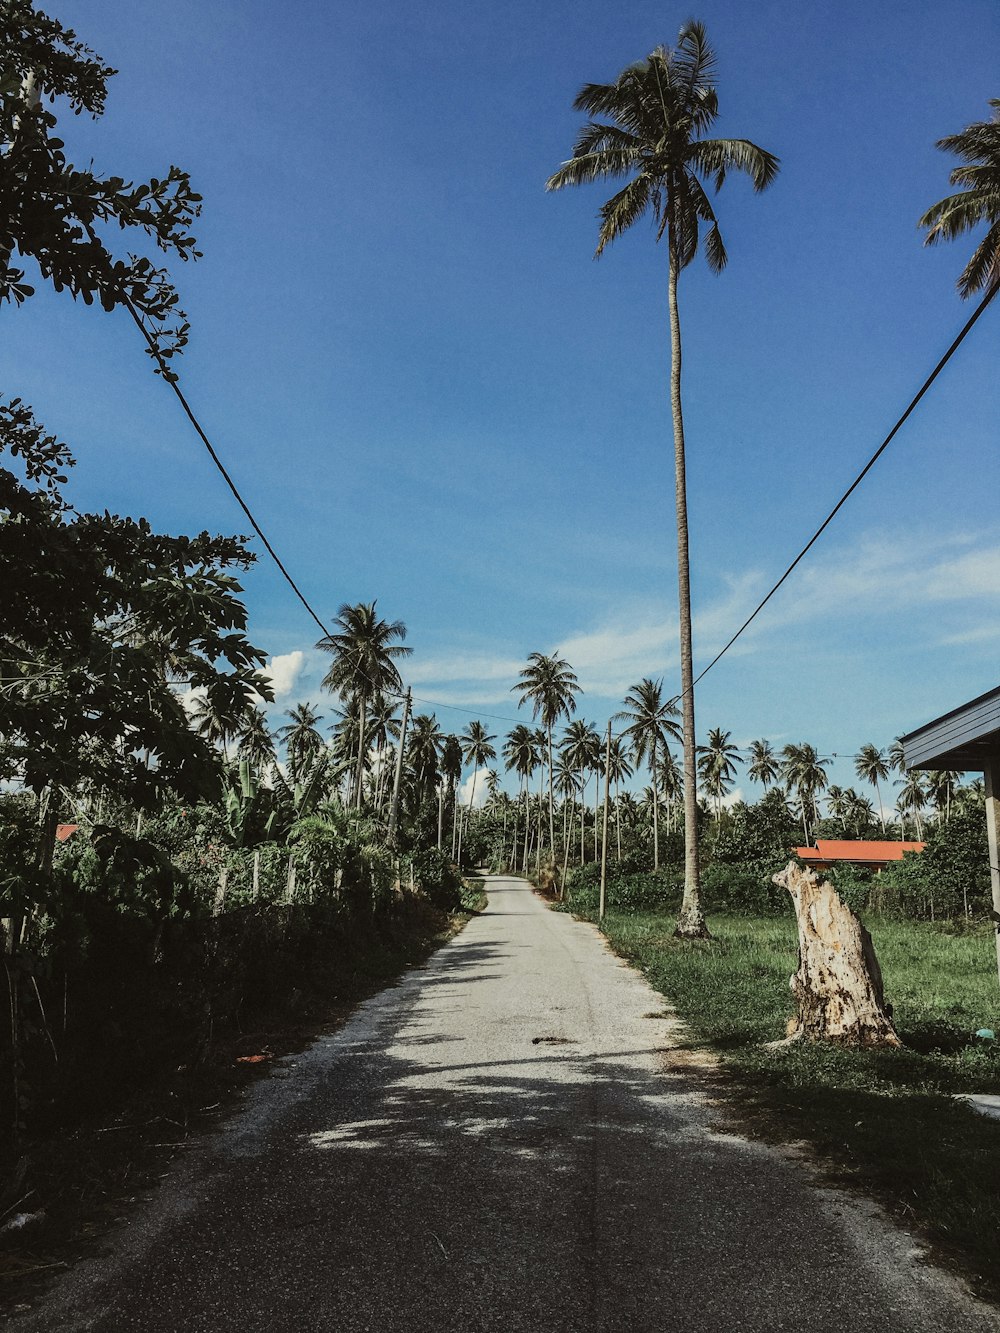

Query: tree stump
[771,860,901,1048]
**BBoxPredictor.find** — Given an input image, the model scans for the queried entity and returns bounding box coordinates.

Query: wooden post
[252,850,260,901]
[599,721,612,924]
[214,866,228,916]
[387,688,412,850]
[285,853,296,904]
[985,762,1000,988]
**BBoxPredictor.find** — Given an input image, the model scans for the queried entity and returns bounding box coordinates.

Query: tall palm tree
[897,770,928,840]
[562,719,600,865]
[854,743,890,834]
[504,723,539,874]
[781,742,830,844]
[317,601,411,809]
[187,690,243,762]
[614,679,681,871]
[407,712,443,805]
[236,706,276,776]
[440,734,463,858]
[920,99,1000,299]
[606,736,633,860]
[554,753,583,855]
[276,702,325,784]
[460,720,497,828]
[747,739,780,790]
[512,653,580,856]
[547,23,777,938]
[697,727,741,819]
[658,747,682,833]
[927,769,961,823]
[825,784,850,832]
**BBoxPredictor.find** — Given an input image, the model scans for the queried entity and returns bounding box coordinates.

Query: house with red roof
[795,839,924,872]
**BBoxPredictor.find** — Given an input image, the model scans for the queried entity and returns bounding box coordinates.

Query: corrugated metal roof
[901,685,1000,771]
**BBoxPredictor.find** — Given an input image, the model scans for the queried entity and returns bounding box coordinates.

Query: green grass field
[588,909,1000,1298]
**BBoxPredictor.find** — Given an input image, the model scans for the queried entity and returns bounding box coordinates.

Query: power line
[129,281,994,740]
[666,284,998,711]
[124,297,332,642]
[127,298,530,728]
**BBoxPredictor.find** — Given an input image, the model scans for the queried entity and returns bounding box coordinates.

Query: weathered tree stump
[770,860,901,1048]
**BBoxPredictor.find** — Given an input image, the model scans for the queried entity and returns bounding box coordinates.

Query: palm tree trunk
[522,780,530,873]
[546,726,555,858]
[668,241,708,938]
[437,785,444,849]
[616,783,622,861]
[593,770,600,861]
[650,739,660,872]
[874,777,886,833]
[354,694,367,810]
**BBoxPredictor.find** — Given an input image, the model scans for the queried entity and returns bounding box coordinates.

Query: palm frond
[689,137,780,192]
[595,173,652,255]
[674,21,718,94]
[957,218,1000,297]
[546,148,640,192]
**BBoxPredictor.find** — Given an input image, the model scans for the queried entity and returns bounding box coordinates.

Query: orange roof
[797,839,925,865]
[55,823,79,842]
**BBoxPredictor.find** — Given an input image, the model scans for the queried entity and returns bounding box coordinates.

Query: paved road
[19,876,998,1332]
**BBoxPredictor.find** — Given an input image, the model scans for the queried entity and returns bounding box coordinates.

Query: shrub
[411,847,464,913]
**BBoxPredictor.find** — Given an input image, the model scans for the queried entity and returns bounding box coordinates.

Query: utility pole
[599,720,612,924]
[387,688,411,850]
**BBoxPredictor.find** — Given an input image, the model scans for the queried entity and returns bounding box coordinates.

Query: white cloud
[407,653,525,686]
[262,650,306,700]
[459,767,493,808]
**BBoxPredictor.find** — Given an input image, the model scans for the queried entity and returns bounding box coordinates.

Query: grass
[580,906,1000,1299]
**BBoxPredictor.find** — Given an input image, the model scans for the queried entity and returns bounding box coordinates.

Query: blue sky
[7,0,999,802]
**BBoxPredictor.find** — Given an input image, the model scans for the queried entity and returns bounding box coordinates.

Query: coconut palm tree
[407,712,443,805]
[504,723,537,872]
[554,753,583,847]
[927,769,962,822]
[614,679,681,871]
[747,739,780,790]
[276,703,325,783]
[512,653,580,856]
[897,770,928,840]
[825,784,850,832]
[317,601,411,809]
[888,737,907,777]
[547,23,777,938]
[607,736,633,859]
[781,743,830,844]
[460,720,497,829]
[854,743,890,834]
[920,99,1000,299]
[187,690,243,762]
[562,719,600,865]
[440,734,463,858]
[697,727,741,819]
[845,789,876,836]
[658,747,682,833]
[236,705,276,776]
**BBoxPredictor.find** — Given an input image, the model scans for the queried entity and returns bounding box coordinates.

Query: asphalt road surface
[18,876,999,1332]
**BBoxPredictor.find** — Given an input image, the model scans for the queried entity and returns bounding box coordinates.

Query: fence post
[285,853,296,905]
[214,865,228,916]
[252,850,260,901]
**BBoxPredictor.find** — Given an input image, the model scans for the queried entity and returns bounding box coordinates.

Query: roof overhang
[901,685,1000,772]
